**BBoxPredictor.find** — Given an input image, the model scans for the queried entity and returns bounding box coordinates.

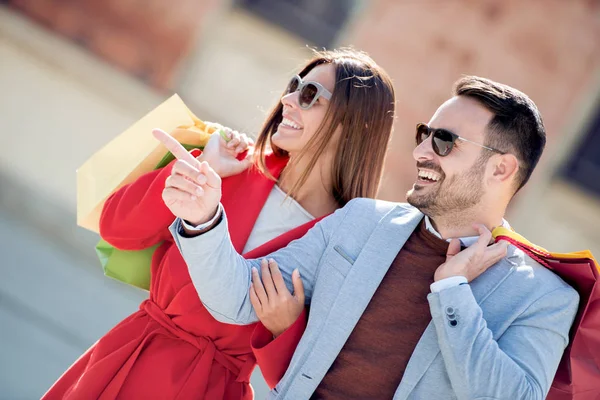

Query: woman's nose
[281,90,300,109]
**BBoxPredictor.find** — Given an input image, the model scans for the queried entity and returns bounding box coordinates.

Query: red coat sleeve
[251,309,308,389]
[99,161,178,250]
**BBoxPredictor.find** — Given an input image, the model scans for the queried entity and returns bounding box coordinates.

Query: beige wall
[0,7,311,210]
[341,0,600,254]
[344,0,600,198]
[0,8,165,210]
[176,9,314,133]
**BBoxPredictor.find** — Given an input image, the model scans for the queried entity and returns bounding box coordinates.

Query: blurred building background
[0,0,599,398]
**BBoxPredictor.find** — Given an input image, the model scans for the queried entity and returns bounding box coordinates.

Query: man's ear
[491,153,519,184]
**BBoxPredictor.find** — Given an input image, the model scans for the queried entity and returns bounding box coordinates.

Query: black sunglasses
[415,123,505,157]
[285,75,332,110]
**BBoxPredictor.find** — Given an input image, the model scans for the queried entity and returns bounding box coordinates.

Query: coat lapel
[243,216,327,259]
[221,153,331,258]
[221,155,288,253]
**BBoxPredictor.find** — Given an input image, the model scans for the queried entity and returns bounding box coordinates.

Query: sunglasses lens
[416,124,430,145]
[299,84,318,109]
[432,130,455,156]
[287,77,300,94]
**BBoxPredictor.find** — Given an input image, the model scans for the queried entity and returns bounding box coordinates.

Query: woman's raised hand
[200,125,254,178]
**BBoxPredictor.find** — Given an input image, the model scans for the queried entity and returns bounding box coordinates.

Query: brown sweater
[311,221,449,400]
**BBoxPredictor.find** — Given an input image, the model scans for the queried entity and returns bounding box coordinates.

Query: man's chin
[407,183,428,199]
[406,189,433,211]
[406,190,421,207]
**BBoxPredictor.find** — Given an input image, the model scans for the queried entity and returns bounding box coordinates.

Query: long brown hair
[254,48,396,206]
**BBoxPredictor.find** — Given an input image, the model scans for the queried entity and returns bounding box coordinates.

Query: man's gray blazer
[170,198,579,399]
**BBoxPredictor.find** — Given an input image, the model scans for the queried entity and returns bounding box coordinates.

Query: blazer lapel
[394,323,440,399]
[470,245,519,302]
[300,205,424,385]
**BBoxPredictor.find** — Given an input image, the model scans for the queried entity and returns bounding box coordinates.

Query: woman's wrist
[271,327,286,338]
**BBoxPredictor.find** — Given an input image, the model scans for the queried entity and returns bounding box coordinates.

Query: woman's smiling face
[272,63,338,156]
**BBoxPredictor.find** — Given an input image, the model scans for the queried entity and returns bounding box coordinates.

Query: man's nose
[413,134,436,162]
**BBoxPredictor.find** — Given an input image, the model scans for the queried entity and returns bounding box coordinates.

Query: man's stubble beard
[407,155,488,219]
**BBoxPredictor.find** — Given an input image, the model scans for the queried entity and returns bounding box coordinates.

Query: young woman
[43,48,396,399]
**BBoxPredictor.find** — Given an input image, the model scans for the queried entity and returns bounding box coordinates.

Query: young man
[164,76,579,399]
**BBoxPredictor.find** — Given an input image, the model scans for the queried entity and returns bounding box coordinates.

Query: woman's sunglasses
[415,123,505,157]
[285,75,332,110]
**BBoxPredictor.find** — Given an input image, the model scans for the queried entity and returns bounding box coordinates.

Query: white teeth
[418,170,440,182]
[281,118,301,129]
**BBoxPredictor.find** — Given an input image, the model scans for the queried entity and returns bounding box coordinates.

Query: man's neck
[428,208,505,240]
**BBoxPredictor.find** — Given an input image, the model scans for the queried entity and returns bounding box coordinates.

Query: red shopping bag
[493,227,600,400]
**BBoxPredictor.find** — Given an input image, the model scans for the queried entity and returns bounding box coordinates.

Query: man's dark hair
[454,76,546,192]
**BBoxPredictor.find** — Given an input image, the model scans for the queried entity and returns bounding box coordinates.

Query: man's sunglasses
[415,123,505,157]
[285,75,332,110]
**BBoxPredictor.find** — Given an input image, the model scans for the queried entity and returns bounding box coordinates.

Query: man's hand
[434,224,509,282]
[153,128,222,226]
[199,125,253,178]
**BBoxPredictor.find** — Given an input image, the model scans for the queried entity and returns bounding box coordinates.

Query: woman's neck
[278,153,339,218]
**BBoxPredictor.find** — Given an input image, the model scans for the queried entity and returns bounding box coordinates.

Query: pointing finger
[153,128,199,167]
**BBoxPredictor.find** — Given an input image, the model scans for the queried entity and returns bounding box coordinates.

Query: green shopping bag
[96,143,204,290]
[96,239,160,290]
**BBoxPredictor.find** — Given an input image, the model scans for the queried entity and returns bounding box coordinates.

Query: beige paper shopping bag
[77,94,215,233]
